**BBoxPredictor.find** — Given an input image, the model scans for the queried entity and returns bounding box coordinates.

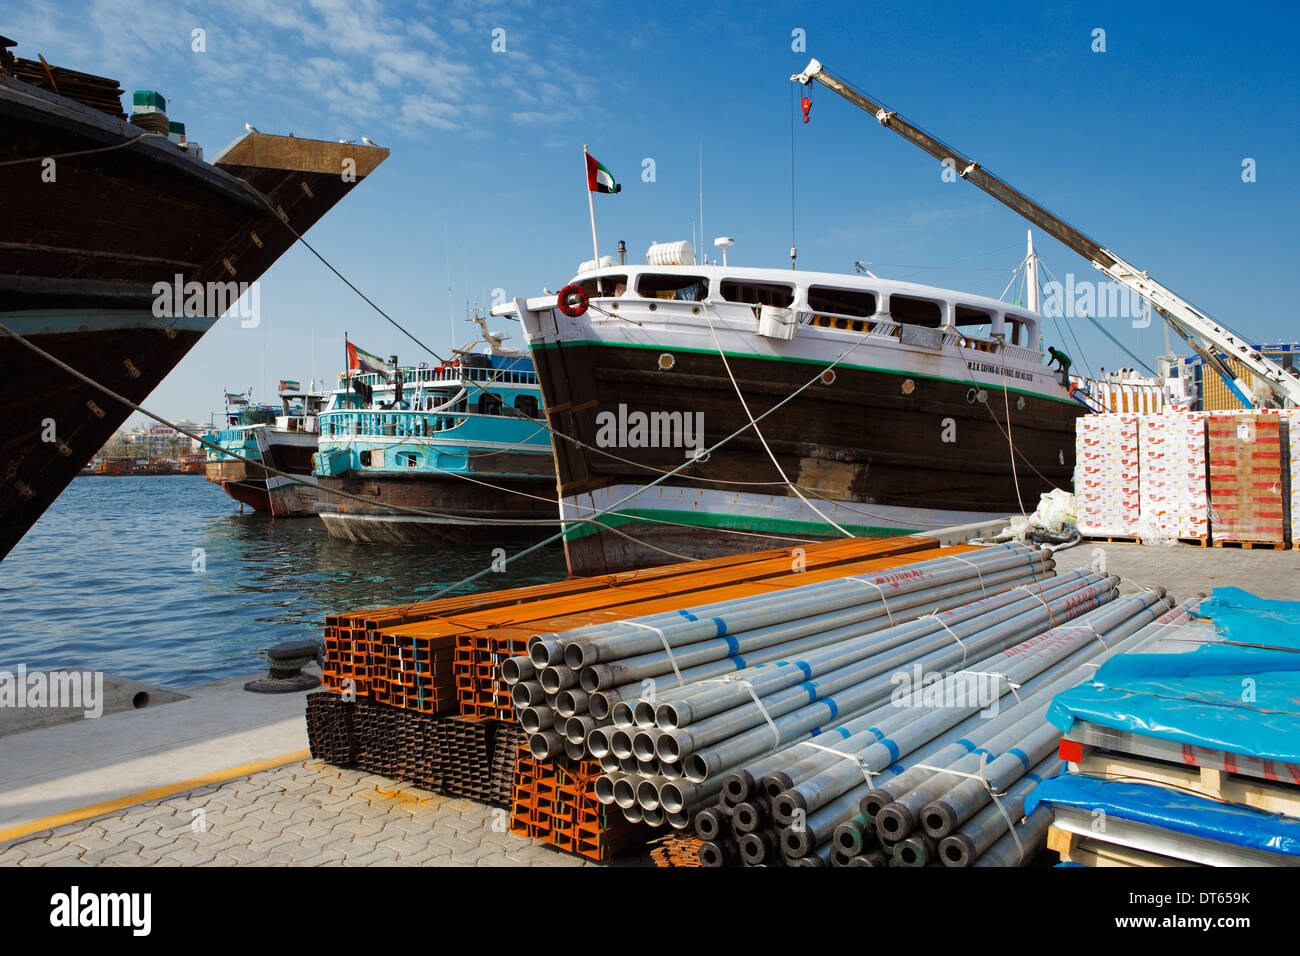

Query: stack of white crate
[1138,410,1209,542]
[1076,413,1141,537]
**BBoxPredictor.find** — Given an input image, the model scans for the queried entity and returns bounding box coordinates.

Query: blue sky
[6,0,1298,422]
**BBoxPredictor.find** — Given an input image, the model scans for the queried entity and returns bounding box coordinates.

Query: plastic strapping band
[950,555,988,596]
[849,576,893,625]
[621,621,683,686]
[953,669,1023,705]
[1015,585,1053,615]
[921,613,968,664]
[700,675,781,749]
[912,753,1026,862]
[1055,623,1109,649]
[799,741,876,786]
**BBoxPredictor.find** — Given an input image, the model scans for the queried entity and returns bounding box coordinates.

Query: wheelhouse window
[1004,314,1033,347]
[954,304,995,339]
[636,273,708,301]
[889,295,944,328]
[476,392,504,415]
[577,274,628,297]
[514,394,539,418]
[719,280,794,308]
[808,285,877,318]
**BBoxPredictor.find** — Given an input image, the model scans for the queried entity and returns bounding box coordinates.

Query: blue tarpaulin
[1026,773,1300,856]
[1045,588,1300,765]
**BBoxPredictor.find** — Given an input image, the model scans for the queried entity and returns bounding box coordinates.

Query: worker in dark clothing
[1048,346,1073,385]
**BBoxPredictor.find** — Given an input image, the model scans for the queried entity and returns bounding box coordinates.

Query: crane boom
[792,58,1298,409]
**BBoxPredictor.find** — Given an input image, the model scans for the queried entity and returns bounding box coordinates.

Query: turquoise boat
[312,337,555,544]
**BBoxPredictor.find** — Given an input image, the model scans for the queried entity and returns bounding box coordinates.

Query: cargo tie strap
[1014,584,1058,626]
[849,577,894,625]
[912,754,1026,863]
[800,741,876,786]
[620,621,683,687]
[953,669,1023,705]
[1054,623,1109,650]
[700,675,782,749]
[921,613,968,664]
[949,556,988,596]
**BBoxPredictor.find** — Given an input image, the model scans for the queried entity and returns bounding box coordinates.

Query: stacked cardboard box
[1286,410,1300,548]
[1207,411,1284,545]
[1137,410,1209,542]
[1076,413,1141,537]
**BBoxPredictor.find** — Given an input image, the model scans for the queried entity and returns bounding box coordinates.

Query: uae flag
[585,151,621,194]
[346,340,389,379]
[278,379,301,392]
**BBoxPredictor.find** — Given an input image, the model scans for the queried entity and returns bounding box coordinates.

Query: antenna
[444,228,455,351]
[714,236,735,267]
[698,143,704,268]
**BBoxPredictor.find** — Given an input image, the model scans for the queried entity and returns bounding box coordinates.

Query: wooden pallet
[1049,826,1199,867]
[1211,539,1287,550]
[1073,750,1300,820]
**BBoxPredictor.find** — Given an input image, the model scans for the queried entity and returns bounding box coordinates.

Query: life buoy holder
[557,284,589,317]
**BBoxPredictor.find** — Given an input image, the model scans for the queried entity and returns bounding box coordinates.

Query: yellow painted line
[0,749,312,844]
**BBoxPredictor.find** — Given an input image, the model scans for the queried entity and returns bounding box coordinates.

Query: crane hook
[801,96,812,124]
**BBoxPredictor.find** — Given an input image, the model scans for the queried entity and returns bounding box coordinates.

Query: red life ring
[557,284,589,317]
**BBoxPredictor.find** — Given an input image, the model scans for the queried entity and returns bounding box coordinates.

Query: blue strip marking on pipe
[810,727,822,737]
[801,681,818,703]
[835,727,850,739]
[1008,747,1031,770]
[868,727,884,741]
[796,661,812,680]
[734,655,746,669]
[825,699,839,720]
[956,739,975,752]
[713,618,727,636]
[677,610,698,621]
[724,635,739,655]
[880,738,900,763]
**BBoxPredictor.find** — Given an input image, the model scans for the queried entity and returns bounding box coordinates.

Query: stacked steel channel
[305,691,358,766]
[456,628,530,721]
[508,746,648,861]
[372,630,456,713]
[490,723,526,808]
[436,717,497,801]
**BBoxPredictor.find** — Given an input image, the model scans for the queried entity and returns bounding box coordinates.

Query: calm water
[0,476,568,688]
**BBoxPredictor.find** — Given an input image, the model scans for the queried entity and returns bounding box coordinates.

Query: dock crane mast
[792,59,1298,409]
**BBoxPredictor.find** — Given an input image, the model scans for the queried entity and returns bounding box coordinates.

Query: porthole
[658,353,676,371]
[821,369,836,385]
[902,379,915,395]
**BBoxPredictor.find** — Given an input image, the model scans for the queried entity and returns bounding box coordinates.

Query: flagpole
[584,145,603,295]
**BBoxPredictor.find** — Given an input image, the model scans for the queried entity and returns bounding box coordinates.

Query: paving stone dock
[0,761,592,867]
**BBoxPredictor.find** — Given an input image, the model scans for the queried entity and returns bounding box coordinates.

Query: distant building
[1187,343,1299,410]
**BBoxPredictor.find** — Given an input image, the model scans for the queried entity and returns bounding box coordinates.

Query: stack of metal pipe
[499,541,1190,865]
[703,594,1198,867]
[502,543,1052,763]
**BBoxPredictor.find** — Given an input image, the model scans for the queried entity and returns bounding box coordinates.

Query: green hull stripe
[530,337,1079,407]
[564,506,914,542]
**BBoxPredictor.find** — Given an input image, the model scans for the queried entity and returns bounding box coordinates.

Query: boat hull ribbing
[257,429,320,518]
[528,333,1081,576]
[0,72,388,560]
[314,473,557,546]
